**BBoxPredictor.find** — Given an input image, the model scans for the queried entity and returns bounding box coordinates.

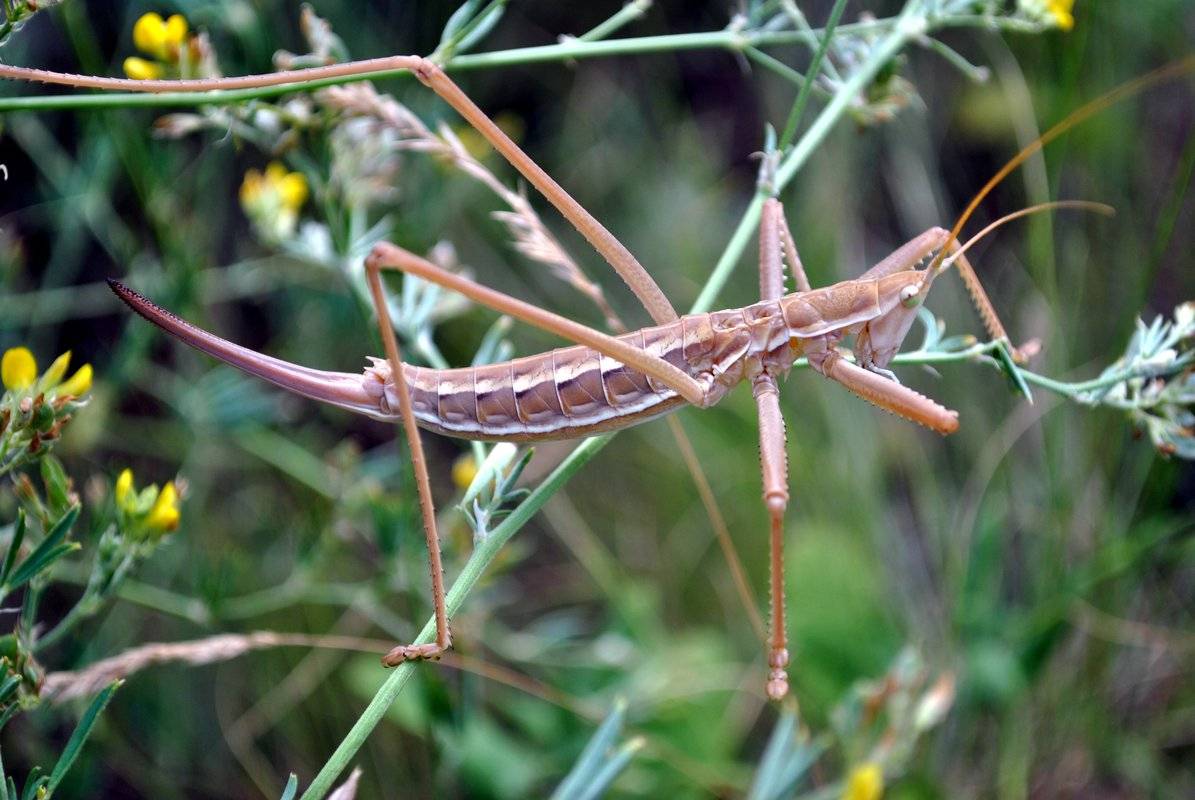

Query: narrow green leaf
[777,0,848,151]
[280,774,299,800]
[916,307,942,351]
[20,768,44,800]
[439,0,483,46]
[0,675,20,705]
[748,711,795,800]
[471,316,513,367]
[45,680,122,794]
[994,341,1033,403]
[501,449,535,494]
[0,510,26,586]
[6,505,79,590]
[7,543,81,593]
[0,703,21,732]
[435,0,506,60]
[771,739,824,798]
[454,2,505,55]
[550,700,627,800]
[39,455,70,514]
[573,738,642,800]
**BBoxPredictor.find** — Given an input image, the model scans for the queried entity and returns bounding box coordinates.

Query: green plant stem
[578,0,653,43]
[742,46,827,99]
[0,11,1046,112]
[776,0,847,151]
[34,551,135,653]
[218,575,367,620]
[34,597,98,652]
[299,432,613,800]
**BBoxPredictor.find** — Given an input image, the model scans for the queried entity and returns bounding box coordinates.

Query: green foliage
[550,701,641,800]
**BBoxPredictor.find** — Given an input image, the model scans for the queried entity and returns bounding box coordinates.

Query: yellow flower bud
[132,12,167,57]
[57,364,93,398]
[123,57,163,81]
[146,481,180,532]
[842,763,883,800]
[452,453,479,490]
[115,468,134,507]
[41,351,72,387]
[2,347,37,390]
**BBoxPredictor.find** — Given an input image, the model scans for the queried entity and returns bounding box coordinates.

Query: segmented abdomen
[366,317,721,441]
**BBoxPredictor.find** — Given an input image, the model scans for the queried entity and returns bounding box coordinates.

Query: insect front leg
[808,346,959,435]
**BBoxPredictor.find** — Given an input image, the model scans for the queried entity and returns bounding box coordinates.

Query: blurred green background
[1,0,1193,797]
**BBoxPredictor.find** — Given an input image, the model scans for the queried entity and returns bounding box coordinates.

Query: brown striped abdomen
[365,316,728,441]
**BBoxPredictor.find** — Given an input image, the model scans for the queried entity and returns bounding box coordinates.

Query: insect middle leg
[753,199,817,701]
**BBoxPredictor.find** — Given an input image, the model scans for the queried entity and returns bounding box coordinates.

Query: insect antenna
[939,199,1115,269]
[930,55,1195,352]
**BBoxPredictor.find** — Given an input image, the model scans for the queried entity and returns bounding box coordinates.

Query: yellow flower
[1045,0,1074,30]
[123,56,163,81]
[277,172,309,210]
[240,163,309,239]
[115,468,182,536]
[57,364,93,398]
[41,351,72,387]
[240,163,309,212]
[115,468,134,508]
[239,169,264,206]
[452,453,478,490]
[267,162,308,211]
[132,12,188,60]
[2,347,37,391]
[125,13,190,80]
[145,481,181,532]
[842,763,883,800]
[1,347,92,396]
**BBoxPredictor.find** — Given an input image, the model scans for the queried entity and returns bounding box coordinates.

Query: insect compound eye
[900,284,921,309]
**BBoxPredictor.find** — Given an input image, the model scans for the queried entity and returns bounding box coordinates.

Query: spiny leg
[938,236,1012,352]
[413,62,678,326]
[366,242,708,406]
[815,227,962,434]
[364,259,451,666]
[754,373,790,701]
[812,349,959,435]
[764,198,812,294]
[755,198,797,700]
